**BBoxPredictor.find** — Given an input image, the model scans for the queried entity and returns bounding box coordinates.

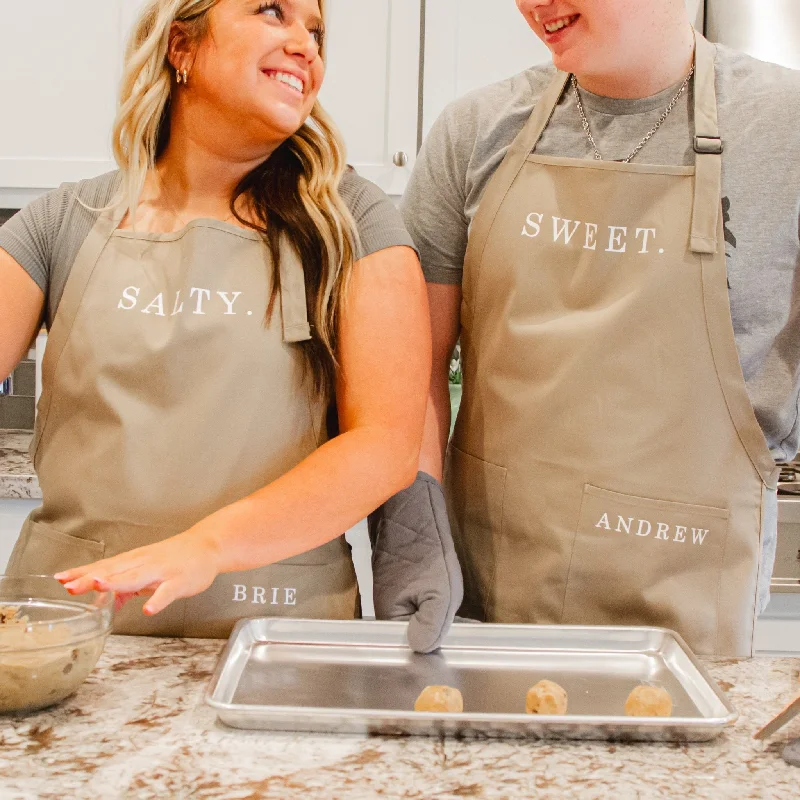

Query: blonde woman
[0,0,454,650]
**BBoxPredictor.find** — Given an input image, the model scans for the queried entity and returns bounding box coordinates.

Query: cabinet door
[320,0,421,196]
[0,1,420,198]
[423,0,708,138]
[0,0,128,191]
[422,0,550,139]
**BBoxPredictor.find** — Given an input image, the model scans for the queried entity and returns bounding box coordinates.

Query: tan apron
[445,34,779,657]
[8,204,358,638]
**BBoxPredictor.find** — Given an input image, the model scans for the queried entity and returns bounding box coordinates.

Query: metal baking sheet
[205,619,737,742]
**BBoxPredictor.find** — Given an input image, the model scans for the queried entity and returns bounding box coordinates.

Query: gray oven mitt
[368,471,463,654]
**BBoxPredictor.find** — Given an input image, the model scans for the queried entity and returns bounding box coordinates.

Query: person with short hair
[371,0,800,657]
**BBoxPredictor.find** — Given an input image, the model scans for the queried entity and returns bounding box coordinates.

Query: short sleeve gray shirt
[402,44,800,464]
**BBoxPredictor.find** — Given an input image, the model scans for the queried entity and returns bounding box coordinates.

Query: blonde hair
[112,0,358,400]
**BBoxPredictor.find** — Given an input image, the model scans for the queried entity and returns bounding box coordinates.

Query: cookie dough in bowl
[0,576,113,714]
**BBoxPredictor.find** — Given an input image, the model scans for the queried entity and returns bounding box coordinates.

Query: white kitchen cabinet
[422,0,708,138]
[0,500,39,573]
[422,0,550,139]
[321,1,421,196]
[0,0,419,201]
[0,1,127,199]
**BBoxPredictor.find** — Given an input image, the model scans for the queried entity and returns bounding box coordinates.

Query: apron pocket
[444,445,507,621]
[182,558,359,639]
[562,484,729,654]
[6,519,105,576]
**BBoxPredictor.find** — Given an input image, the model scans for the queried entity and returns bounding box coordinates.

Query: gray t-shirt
[402,43,800,613]
[403,43,800,462]
[0,168,416,327]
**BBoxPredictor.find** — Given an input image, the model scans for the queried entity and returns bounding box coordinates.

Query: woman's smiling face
[184,0,326,146]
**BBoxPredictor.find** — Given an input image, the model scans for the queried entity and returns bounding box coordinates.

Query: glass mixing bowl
[0,575,113,714]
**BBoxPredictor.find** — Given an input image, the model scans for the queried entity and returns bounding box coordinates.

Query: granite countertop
[0,636,797,799]
[0,429,39,500]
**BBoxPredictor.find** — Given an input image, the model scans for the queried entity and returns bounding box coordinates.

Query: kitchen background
[1,0,794,431]
[1,1,799,650]
[0,0,739,429]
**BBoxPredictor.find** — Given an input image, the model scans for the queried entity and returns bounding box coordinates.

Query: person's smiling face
[517,0,662,77]
[187,0,326,146]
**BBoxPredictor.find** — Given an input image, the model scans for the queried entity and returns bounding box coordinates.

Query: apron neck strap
[690,32,723,255]
[278,236,313,343]
[462,70,570,282]
[509,69,571,163]
[32,197,129,459]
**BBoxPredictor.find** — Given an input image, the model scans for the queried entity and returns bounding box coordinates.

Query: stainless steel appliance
[706,0,800,69]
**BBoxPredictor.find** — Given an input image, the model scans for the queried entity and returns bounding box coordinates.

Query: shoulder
[28,170,122,239]
[419,63,557,204]
[715,44,800,123]
[48,169,121,217]
[70,169,123,208]
[436,63,557,151]
[0,170,121,264]
[62,170,123,229]
[337,170,417,261]
[444,62,557,120]
[338,168,392,214]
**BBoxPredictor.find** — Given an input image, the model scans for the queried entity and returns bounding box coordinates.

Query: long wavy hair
[112,0,358,402]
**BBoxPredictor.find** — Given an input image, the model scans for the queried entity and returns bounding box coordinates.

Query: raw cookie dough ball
[0,606,28,626]
[525,680,568,715]
[414,685,464,713]
[625,685,673,717]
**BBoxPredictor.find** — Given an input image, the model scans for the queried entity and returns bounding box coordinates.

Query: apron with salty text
[445,35,778,656]
[8,205,358,637]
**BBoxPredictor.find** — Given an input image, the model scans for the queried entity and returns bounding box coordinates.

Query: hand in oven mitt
[368,472,463,653]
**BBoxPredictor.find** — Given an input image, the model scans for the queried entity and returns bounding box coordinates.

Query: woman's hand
[54,530,222,615]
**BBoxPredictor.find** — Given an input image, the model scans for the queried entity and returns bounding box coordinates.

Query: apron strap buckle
[694,135,724,155]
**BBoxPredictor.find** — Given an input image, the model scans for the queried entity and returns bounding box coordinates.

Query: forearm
[0,252,45,381]
[197,426,420,574]
[193,246,432,575]
[417,364,452,481]
[416,282,461,481]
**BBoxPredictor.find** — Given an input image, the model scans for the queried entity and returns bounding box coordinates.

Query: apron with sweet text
[445,34,778,657]
[8,204,358,638]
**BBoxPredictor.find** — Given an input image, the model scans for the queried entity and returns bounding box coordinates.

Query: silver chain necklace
[571,63,695,164]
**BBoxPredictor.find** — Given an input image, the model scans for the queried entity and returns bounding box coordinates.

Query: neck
[153,101,281,219]
[576,23,696,99]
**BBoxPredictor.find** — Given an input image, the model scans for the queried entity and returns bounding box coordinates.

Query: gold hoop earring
[176,68,188,85]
